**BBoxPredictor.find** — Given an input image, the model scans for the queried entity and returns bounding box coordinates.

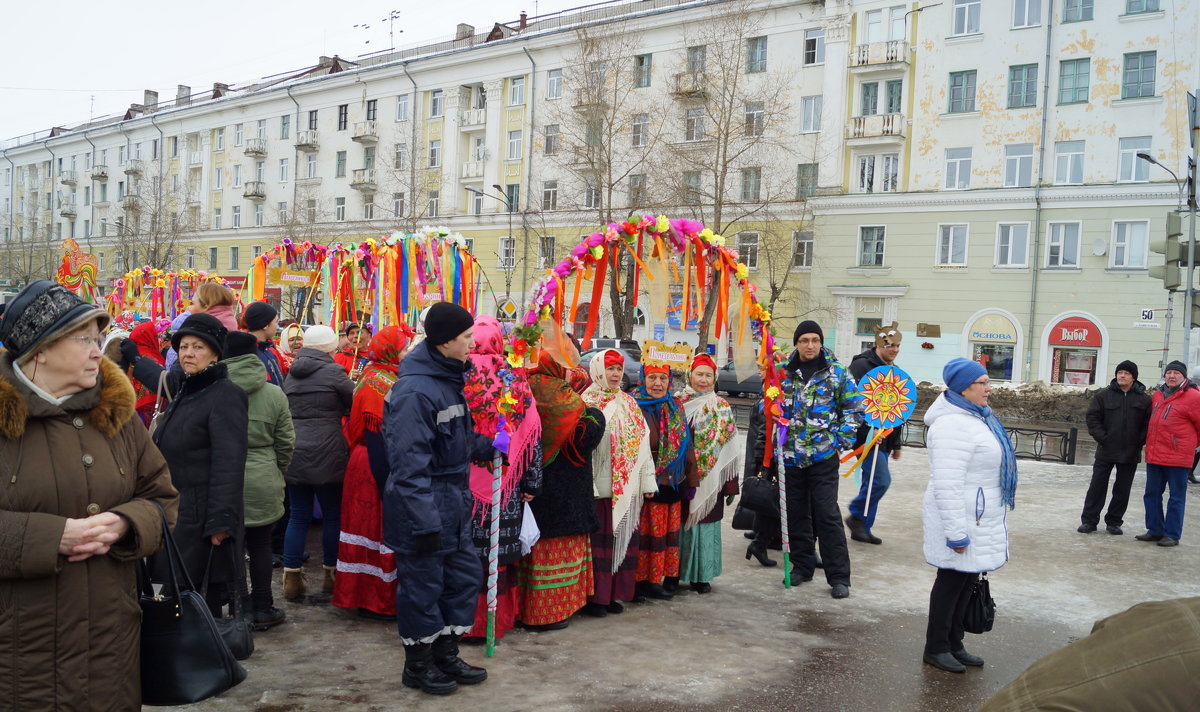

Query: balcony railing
[89,165,109,181]
[670,72,708,98]
[188,151,203,166]
[119,194,138,210]
[350,168,377,190]
[295,130,319,151]
[461,161,484,179]
[59,170,77,186]
[459,108,486,127]
[244,138,267,156]
[352,121,378,143]
[59,201,77,218]
[849,40,909,68]
[847,113,905,141]
[243,181,266,199]
[124,159,144,176]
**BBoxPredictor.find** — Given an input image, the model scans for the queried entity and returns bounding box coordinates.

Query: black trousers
[784,457,850,586]
[925,569,979,655]
[1081,460,1138,527]
[237,523,276,611]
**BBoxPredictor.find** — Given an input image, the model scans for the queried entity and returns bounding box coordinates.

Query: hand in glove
[492,427,510,456]
[725,494,736,506]
[685,486,697,501]
[412,532,442,557]
[118,338,139,368]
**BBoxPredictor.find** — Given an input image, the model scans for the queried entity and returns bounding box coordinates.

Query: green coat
[225,354,295,527]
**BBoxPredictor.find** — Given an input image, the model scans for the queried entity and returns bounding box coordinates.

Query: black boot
[746,541,778,567]
[402,642,459,695]
[662,576,679,594]
[432,634,488,685]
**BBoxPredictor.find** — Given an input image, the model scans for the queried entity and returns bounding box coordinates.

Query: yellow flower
[699,228,713,242]
[710,233,725,247]
[766,386,781,400]
[656,215,670,233]
[506,351,523,368]
[735,263,749,281]
[590,245,604,260]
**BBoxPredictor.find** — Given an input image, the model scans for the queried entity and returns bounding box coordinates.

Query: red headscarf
[690,354,717,373]
[643,364,671,377]
[604,350,625,368]
[130,322,165,364]
[346,325,413,446]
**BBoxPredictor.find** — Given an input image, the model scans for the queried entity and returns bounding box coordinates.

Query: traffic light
[1149,212,1186,290]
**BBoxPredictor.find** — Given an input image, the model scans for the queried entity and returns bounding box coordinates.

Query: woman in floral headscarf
[462,316,543,641]
[676,354,740,593]
[580,349,657,616]
[331,324,414,619]
[277,322,305,374]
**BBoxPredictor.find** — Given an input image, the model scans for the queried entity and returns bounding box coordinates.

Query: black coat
[744,398,777,479]
[382,342,495,556]
[848,347,903,452]
[283,348,353,486]
[1086,379,1152,464]
[529,407,606,539]
[151,363,248,585]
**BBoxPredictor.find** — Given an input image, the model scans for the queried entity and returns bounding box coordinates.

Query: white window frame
[215,129,225,151]
[1013,0,1041,28]
[546,69,563,99]
[631,114,649,148]
[254,202,264,227]
[584,182,601,209]
[685,108,705,141]
[1004,144,1034,187]
[791,230,814,270]
[499,236,516,271]
[1110,220,1149,269]
[427,190,439,218]
[803,29,825,65]
[430,90,444,118]
[1117,137,1151,182]
[428,140,442,168]
[953,0,981,35]
[1054,140,1084,185]
[736,232,760,269]
[208,247,218,270]
[544,126,560,155]
[232,164,242,187]
[744,101,765,137]
[740,167,762,202]
[231,205,241,228]
[278,158,289,182]
[633,54,652,88]
[945,147,972,189]
[334,197,346,221]
[508,77,525,106]
[506,131,522,160]
[936,224,969,266]
[995,222,1031,268]
[864,9,884,43]
[858,225,886,266]
[746,37,767,73]
[1046,221,1082,268]
[542,181,558,211]
[396,94,410,121]
[228,246,238,270]
[800,95,822,132]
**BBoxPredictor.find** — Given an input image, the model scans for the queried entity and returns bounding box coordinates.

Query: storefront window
[1047,315,1102,386]
[973,343,1015,381]
[1052,348,1097,386]
[965,312,1020,381]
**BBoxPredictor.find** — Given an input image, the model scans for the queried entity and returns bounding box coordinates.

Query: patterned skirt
[678,520,723,584]
[332,443,396,616]
[464,565,521,640]
[636,500,681,584]
[588,498,639,605]
[518,535,594,626]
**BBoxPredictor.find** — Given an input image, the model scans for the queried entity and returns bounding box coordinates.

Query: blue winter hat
[943,357,987,394]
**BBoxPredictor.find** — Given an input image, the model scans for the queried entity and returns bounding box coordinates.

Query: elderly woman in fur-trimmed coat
[0,280,178,711]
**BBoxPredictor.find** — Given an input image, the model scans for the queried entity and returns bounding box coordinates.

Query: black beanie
[1164,360,1187,378]
[1115,359,1138,380]
[793,319,824,345]
[244,301,278,332]
[225,331,259,359]
[424,302,474,346]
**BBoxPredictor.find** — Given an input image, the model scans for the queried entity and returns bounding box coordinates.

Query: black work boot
[402,642,459,695]
[432,633,488,685]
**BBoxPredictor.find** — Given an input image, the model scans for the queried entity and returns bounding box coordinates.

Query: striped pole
[485,451,502,657]
[863,427,880,525]
[776,424,790,588]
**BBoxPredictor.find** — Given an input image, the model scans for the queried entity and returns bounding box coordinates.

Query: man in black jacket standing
[383,302,498,695]
[844,322,903,545]
[1078,360,1151,535]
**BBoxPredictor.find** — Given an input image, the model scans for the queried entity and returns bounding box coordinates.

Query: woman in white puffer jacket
[921,358,1018,674]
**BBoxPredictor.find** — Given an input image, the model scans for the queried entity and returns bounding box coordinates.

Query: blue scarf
[945,390,1018,510]
[634,374,692,488]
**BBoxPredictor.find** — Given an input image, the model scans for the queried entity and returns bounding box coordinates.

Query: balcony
[461,161,484,180]
[350,168,377,191]
[295,130,319,151]
[352,121,379,143]
[119,194,139,211]
[243,181,266,200]
[188,151,203,166]
[849,40,909,72]
[670,72,708,98]
[89,165,108,181]
[59,170,77,186]
[459,108,486,127]
[846,113,906,145]
[124,159,144,176]
[244,138,267,157]
[59,201,77,218]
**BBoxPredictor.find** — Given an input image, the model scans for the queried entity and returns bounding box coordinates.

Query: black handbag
[739,475,780,516]
[730,503,756,531]
[139,508,247,706]
[202,546,255,661]
[962,573,996,634]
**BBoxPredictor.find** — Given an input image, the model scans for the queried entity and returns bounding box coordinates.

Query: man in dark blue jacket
[382,302,497,695]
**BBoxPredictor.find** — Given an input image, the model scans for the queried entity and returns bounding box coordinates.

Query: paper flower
[766,386,781,400]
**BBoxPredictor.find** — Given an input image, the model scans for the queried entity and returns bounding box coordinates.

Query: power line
[0,86,141,93]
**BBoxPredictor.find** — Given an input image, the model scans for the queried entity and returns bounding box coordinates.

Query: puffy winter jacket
[1085,379,1151,464]
[922,393,1008,573]
[225,354,295,527]
[1144,381,1200,468]
[283,348,353,486]
[781,347,863,468]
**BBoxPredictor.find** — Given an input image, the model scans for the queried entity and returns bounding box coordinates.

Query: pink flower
[586,233,605,248]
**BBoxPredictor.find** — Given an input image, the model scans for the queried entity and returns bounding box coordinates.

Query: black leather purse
[139,508,247,706]
[739,475,780,516]
[730,503,756,531]
[962,573,996,634]
[203,546,255,661]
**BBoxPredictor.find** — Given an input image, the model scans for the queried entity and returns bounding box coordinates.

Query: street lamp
[1140,151,1200,366]
[1137,152,1186,210]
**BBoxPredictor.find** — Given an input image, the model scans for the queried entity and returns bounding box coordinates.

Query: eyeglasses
[971,378,991,387]
[66,334,104,350]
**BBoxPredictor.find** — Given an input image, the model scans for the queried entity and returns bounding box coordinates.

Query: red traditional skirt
[518,535,593,626]
[464,565,521,640]
[332,444,397,616]
[636,500,681,584]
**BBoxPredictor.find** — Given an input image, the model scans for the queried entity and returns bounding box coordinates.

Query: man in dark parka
[1078,360,1151,535]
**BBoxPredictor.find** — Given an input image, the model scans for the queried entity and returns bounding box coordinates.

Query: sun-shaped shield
[857,365,916,429]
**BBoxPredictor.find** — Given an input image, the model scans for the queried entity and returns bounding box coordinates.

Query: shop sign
[1048,316,1102,347]
[968,314,1018,343]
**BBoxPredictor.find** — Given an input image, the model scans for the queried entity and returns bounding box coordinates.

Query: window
[945,147,972,189]
[184,247,196,269]
[937,224,969,266]
[1117,137,1151,181]
[584,182,601,209]
[254,203,264,227]
[634,54,652,88]
[686,45,706,73]
[393,143,408,170]
[215,128,225,151]
[1004,144,1034,187]
[801,95,822,132]
[949,71,977,113]
[792,231,813,269]
[170,137,179,157]
[1126,0,1160,13]
[585,118,602,147]
[307,153,318,179]
[544,125,561,155]
[307,110,318,130]
[429,140,442,168]
[393,192,405,217]
[1013,0,1041,27]
[1112,221,1148,269]
[685,108,705,141]
[864,9,884,42]
[631,114,649,147]
[255,160,265,182]
[256,119,266,140]
[499,236,516,270]
[278,158,289,182]
[856,154,899,193]
[280,115,290,139]
[278,201,289,223]
[1047,222,1081,268]
[362,199,374,220]
[860,82,879,116]
[363,146,377,172]
[1008,64,1038,108]
[306,199,317,222]
[1054,141,1084,184]
[996,224,1030,267]
[213,169,222,190]
[213,208,222,229]
[740,167,762,202]
[628,174,646,206]
[1059,59,1090,104]
[151,139,159,159]
[1122,52,1156,99]
[507,131,522,160]
[859,226,886,266]
[539,235,556,267]
[334,197,346,221]
[744,102,764,136]
[803,29,825,65]
[546,69,563,99]
[542,181,558,211]
[228,246,239,270]
[884,80,903,114]
[684,171,702,201]
[335,151,347,178]
[232,164,242,187]
[1064,0,1093,21]
[366,99,377,121]
[505,184,520,211]
[337,105,348,131]
[430,90,444,118]
[797,163,818,198]
[509,77,525,106]
[232,205,241,228]
[119,146,127,164]
[953,0,981,34]
[746,36,767,73]
[208,247,218,270]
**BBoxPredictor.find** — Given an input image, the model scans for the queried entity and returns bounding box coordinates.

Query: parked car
[716,361,763,398]
[579,347,641,391]
[589,338,642,362]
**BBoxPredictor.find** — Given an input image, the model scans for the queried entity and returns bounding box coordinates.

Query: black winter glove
[725,494,736,506]
[118,338,139,368]
[412,532,442,557]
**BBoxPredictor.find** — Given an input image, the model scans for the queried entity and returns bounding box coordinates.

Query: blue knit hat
[944,357,987,394]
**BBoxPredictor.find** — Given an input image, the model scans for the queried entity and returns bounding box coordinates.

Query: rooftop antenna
[354,10,402,50]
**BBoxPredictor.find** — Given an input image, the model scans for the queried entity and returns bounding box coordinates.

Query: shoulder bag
[961,572,996,634]
[202,545,255,661]
[146,372,173,437]
[139,505,247,706]
[738,475,780,516]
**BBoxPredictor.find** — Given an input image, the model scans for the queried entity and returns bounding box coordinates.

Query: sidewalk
[162,446,1200,712]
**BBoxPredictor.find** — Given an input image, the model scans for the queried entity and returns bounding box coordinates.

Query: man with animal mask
[845,322,904,545]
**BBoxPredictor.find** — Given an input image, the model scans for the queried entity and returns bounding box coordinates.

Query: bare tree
[112,162,200,270]
[0,218,56,285]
